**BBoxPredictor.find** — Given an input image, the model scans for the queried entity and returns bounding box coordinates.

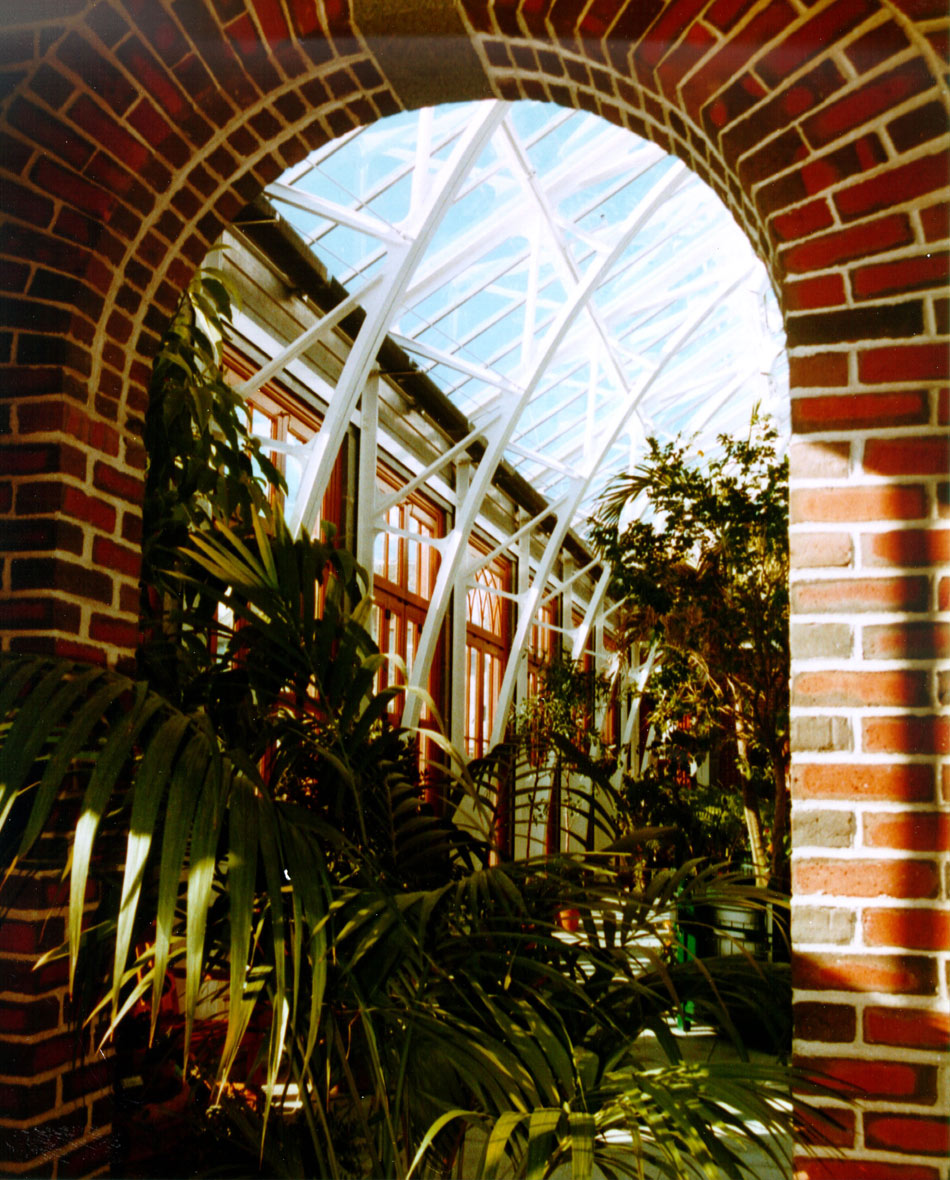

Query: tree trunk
[769,739,790,891]
[735,727,769,888]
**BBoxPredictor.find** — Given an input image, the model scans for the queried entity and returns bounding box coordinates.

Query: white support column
[561,553,574,660]
[355,371,379,598]
[571,567,611,662]
[235,278,382,402]
[593,616,607,741]
[515,513,531,713]
[287,101,509,536]
[489,477,585,748]
[622,643,657,774]
[402,165,687,731]
[450,459,472,756]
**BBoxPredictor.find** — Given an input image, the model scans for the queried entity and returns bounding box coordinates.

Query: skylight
[264,99,788,539]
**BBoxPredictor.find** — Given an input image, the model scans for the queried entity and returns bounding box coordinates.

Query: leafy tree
[588,413,790,889]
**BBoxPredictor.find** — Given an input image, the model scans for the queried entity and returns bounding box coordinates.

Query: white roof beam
[287,101,510,534]
[268,182,406,245]
[404,160,691,730]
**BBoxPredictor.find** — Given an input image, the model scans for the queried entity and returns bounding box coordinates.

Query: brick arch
[1,2,947,1176]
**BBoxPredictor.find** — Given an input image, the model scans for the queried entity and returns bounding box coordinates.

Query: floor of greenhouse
[633,1022,790,1179]
[535,1022,791,1180]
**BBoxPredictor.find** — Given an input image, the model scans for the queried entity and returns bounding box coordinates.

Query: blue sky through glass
[267,100,788,522]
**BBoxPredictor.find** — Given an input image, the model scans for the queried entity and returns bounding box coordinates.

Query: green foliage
[140,265,286,703]
[588,412,790,885]
[509,656,620,854]
[0,287,810,1178]
[143,266,284,552]
[1,639,801,1176]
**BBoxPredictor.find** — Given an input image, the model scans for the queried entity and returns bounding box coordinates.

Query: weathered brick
[790,715,853,752]
[30,156,118,222]
[793,670,929,708]
[801,57,935,148]
[863,622,950,660]
[785,271,849,312]
[790,532,853,568]
[789,440,851,479]
[793,952,937,995]
[792,575,929,614]
[91,461,144,506]
[851,251,950,301]
[0,597,83,634]
[792,763,934,803]
[88,612,140,651]
[858,344,950,385]
[863,811,950,852]
[863,437,949,477]
[791,390,929,431]
[794,858,939,899]
[846,18,911,72]
[863,715,949,756]
[91,536,140,579]
[8,96,95,171]
[791,1158,940,1179]
[864,1005,950,1050]
[0,517,84,556]
[12,547,116,599]
[756,0,876,89]
[792,810,855,849]
[864,907,949,949]
[793,999,857,1041]
[794,1104,857,1151]
[920,200,949,244]
[0,1079,59,1121]
[681,0,796,113]
[804,1055,938,1102]
[861,529,949,568]
[789,354,850,390]
[864,1114,950,1159]
[787,301,924,348]
[781,213,913,274]
[791,623,852,660]
[772,197,835,244]
[835,150,950,222]
[792,486,928,523]
[0,1032,82,1079]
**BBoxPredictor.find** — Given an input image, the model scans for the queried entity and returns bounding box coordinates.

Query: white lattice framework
[234,100,787,747]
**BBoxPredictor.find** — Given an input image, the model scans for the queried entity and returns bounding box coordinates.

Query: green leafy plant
[0,277,810,1178]
[589,413,790,889]
[139,263,285,704]
[510,655,620,855]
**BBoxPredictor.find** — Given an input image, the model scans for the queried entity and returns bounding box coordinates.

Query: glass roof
[264,99,787,538]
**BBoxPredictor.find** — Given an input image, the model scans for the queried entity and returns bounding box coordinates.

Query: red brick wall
[0,2,946,1175]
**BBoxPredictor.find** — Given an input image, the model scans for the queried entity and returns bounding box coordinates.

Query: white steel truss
[234,98,787,754]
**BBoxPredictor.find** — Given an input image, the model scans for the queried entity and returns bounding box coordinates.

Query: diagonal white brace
[287,102,510,536]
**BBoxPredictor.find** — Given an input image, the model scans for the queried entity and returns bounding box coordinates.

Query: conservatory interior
[217,98,791,843]
[8,99,802,1178]
[1,4,947,1179]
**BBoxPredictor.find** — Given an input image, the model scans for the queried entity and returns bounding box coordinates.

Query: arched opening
[199,98,787,881]
[0,4,946,1176]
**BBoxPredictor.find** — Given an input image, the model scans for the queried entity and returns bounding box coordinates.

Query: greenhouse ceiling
[256,99,789,543]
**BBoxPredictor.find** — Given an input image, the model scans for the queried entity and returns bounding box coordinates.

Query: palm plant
[0,514,799,1178]
[0,273,808,1178]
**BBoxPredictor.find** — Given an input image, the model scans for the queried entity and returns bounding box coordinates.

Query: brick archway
[1,3,946,1175]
